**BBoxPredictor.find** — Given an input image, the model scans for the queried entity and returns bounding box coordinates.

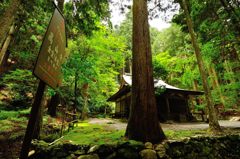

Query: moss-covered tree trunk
[125,0,166,143]
[182,0,221,133]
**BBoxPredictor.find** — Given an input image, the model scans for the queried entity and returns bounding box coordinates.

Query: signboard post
[19,6,67,159]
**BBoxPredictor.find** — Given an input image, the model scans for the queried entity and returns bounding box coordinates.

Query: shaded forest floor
[0,117,240,158]
[88,117,240,131]
[59,118,240,145]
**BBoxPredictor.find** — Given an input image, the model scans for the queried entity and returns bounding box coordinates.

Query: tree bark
[0,24,15,72]
[48,93,60,117]
[32,100,43,139]
[125,0,166,143]
[208,65,225,108]
[0,0,21,48]
[74,71,78,110]
[182,0,221,133]
[81,83,89,120]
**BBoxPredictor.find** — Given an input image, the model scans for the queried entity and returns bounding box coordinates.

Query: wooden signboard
[20,7,67,159]
[34,8,67,88]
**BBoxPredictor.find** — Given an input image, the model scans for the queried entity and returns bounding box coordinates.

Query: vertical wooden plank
[165,96,170,120]
[19,80,46,159]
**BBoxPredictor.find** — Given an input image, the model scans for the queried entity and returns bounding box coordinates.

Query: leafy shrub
[0,69,37,110]
[0,110,19,120]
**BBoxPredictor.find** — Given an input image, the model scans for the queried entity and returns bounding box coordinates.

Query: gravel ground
[88,118,240,131]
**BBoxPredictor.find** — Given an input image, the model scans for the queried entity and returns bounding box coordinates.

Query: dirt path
[88,118,240,131]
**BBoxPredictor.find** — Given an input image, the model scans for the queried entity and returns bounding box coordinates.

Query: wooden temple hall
[108,75,204,122]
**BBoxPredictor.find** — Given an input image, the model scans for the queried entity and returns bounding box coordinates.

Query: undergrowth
[62,122,126,145]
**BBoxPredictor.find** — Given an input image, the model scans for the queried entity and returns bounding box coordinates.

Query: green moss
[0,120,14,133]
[165,129,207,139]
[62,122,125,145]
[0,110,19,120]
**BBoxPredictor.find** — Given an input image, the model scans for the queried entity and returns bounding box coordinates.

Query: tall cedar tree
[125,0,166,143]
[181,0,221,133]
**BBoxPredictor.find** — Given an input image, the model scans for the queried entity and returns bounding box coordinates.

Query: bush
[0,110,19,120]
[0,69,37,110]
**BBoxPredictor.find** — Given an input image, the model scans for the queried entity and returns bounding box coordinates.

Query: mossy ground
[62,122,126,145]
[61,121,208,145]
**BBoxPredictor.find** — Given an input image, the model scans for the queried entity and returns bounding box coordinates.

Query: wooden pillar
[20,80,46,159]
[165,96,170,119]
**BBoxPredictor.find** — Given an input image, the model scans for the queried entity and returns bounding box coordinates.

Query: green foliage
[0,110,19,120]
[61,27,126,112]
[155,86,167,96]
[0,108,29,120]
[172,0,240,110]
[152,24,191,56]
[64,0,110,37]
[0,69,37,110]
[9,1,53,70]
[0,0,10,15]
[0,109,28,138]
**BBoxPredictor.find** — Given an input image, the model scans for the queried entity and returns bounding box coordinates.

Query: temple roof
[108,75,204,102]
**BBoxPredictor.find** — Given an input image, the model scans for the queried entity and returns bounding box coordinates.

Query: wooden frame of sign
[20,4,67,159]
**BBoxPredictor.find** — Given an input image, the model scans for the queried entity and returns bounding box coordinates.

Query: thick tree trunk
[0,0,20,48]
[125,0,166,143]
[182,0,221,133]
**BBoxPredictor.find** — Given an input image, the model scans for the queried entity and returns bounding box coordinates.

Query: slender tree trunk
[224,60,236,84]
[193,79,198,91]
[74,71,78,110]
[0,24,15,63]
[0,24,15,74]
[0,0,20,48]
[81,83,89,120]
[48,93,60,117]
[125,0,166,143]
[208,65,225,108]
[182,0,221,133]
